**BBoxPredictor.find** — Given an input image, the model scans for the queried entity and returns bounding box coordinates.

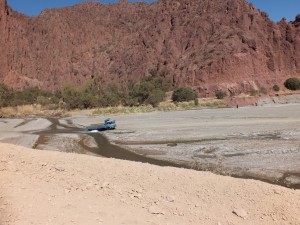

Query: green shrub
[215,90,227,99]
[260,87,268,95]
[172,87,197,102]
[250,88,259,96]
[284,78,300,90]
[0,84,56,107]
[128,75,167,107]
[145,89,165,107]
[0,83,12,107]
[62,84,97,109]
[273,85,280,92]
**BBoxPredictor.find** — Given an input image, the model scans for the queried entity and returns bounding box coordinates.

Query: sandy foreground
[1,143,300,225]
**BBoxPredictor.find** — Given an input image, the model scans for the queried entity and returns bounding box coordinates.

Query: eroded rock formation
[0,0,299,96]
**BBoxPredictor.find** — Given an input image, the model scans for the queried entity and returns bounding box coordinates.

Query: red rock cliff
[0,0,299,96]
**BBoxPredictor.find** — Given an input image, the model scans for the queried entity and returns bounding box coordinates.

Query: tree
[61,84,97,109]
[0,83,12,107]
[273,85,280,92]
[284,78,300,90]
[215,90,227,99]
[172,87,197,102]
[128,76,167,107]
[145,89,165,107]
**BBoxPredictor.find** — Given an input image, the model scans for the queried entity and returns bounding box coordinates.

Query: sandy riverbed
[1,104,300,187]
[70,104,300,188]
[1,104,300,224]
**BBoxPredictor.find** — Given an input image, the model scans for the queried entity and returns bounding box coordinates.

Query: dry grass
[0,99,229,117]
[0,104,67,118]
[92,105,155,115]
[92,99,229,115]
[199,98,229,108]
[158,99,228,111]
[157,101,195,111]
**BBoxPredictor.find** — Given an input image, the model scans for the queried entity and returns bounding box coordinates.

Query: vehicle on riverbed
[86,118,116,132]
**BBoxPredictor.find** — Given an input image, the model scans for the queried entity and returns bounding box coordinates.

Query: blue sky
[6,0,300,22]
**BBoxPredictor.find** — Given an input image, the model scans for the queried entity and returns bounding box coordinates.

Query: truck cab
[86,118,116,132]
[104,118,116,129]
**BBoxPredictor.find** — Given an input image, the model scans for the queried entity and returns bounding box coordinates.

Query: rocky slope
[0,0,299,96]
[1,143,300,225]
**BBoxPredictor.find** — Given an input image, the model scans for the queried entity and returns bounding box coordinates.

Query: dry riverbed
[1,104,300,188]
[71,104,300,188]
[1,103,300,224]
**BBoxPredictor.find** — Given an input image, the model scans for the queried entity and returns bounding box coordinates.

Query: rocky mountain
[0,0,299,96]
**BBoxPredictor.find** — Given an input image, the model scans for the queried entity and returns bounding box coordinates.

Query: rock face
[0,0,299,96]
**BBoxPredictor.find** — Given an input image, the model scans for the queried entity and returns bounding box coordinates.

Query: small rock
[132,188,143,193]
[165,195,175,202]
[178,212,184,216]
[86,183,94,190]
[148,206,165,215]
[101,182,110,189]
[167,143,177,147]
[51,166,65,172]
[95,185,102,191]
[284,175,300,187]
[133,193,143,199]
[232,208,248,219]
[136,188,144,193]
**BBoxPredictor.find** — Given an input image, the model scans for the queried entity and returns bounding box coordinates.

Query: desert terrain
[1,143,300,225]
[1,101,300,188]
[1,103,300,224]
[73,102,300,188]
[1,0,300,223]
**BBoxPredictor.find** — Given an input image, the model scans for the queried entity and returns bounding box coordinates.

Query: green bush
[273,85,280,92]
[21,87,53,105]
[148,69,173,91]
[145,89,165,107]
[172,87,197,102]
[284,78,300,90]
[128,75,167,107]
[215,90,227,99]
[0,84,56,107]
[0,83,12,107]
[260,87,268,95]
[0,70,174,110]
[250,88,259,96]
[61,84,97,109]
